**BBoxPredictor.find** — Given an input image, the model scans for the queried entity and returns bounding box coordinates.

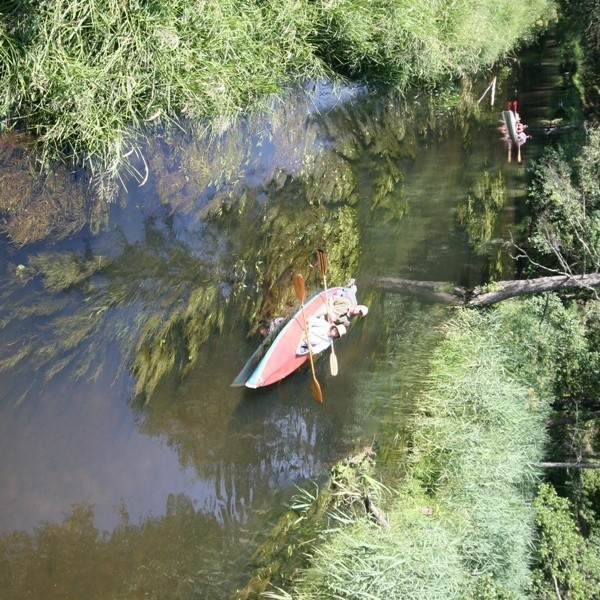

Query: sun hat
[356,305,369,316]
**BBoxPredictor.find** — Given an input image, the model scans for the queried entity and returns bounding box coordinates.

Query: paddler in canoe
[233,249,370,398]
[314,278,369,328]
[499,99,531,163]
[296,318,346,356]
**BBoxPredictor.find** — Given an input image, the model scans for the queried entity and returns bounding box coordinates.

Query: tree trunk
[378,273,600,307]
[537,462,600,469]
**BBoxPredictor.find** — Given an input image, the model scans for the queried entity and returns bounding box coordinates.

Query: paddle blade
[316,249,328,276]
[329,350,338,377]
[292,273,306,303]
[311,377,323,404]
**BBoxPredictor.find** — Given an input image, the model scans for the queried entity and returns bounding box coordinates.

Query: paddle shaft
[316,249,338,376]
[292,274,323,403]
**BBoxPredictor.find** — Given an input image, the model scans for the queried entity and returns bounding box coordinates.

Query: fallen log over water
[379,273,600,307]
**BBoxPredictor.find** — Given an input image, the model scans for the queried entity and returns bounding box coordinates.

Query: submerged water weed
[0,218,228,400]
[231,198,360,330]
[0,131,95,245]
[0,192,358,400]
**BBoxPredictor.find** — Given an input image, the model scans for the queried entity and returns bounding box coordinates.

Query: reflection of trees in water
[139,383,333,502]
[0,495,244,599]
[457,170,509,279]
[0,80,485,400]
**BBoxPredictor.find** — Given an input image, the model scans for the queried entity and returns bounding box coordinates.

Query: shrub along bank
[0,0,555,181]
[260,295,599,599]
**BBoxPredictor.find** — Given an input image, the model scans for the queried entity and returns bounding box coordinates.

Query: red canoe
[231,287,342,389]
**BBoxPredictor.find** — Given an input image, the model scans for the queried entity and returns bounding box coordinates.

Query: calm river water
[0,43,560,598]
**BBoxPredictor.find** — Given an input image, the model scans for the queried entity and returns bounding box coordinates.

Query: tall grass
[293,0,555,86]
[0,0,555,185]
[271,298,558,599]
[1,0,326,181]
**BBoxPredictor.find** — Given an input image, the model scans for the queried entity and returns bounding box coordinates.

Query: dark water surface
[0,48,561,597]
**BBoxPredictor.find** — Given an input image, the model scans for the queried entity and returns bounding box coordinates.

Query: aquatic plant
[0,131,96,245]
[0,0,555,191]
[0,216,229,400]
[231,198,360,331]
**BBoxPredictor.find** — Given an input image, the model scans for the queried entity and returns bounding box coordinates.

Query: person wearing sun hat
[315,285,369,328]
[297,316,346,356]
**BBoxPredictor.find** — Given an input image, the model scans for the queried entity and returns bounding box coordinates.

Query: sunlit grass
[0,0,555,186]
[268,299,557,598]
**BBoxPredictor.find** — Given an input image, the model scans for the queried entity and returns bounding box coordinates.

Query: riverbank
[245,296,575,598]
[0,0,555,189]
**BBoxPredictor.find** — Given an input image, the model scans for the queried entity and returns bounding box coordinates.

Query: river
[0,42,560,598]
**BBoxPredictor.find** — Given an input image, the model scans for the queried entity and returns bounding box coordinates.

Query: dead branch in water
[379,273,600,307]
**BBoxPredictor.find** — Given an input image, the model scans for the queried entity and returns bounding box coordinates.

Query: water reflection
[0,74,521,598]
[0,495,248,599]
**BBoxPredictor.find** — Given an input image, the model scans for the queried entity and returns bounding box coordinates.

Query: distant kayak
[231,287,342,389]
[502,110,518,144]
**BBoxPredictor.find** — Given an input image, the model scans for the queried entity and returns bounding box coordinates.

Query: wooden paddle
[292,273,323,404]
[316,249,338,376]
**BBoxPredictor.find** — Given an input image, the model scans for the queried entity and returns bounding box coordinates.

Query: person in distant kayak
[517,129,531,146]
[297,317,346,356]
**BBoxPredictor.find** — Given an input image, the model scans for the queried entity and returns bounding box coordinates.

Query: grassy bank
[264,296,574,599]
[0,0,555,184]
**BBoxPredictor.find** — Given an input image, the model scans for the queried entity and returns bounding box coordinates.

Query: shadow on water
[0,47,568,596]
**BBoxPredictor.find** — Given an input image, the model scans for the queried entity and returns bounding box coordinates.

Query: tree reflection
[456,169,509,279]
[0,79,483,401]
[0,495,245,599]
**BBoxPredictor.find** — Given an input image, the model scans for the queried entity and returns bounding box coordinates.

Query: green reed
[0,0,555,185]
[271,299,557,599]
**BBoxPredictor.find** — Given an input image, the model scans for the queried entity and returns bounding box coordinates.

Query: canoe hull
[234,287,342,389]
[502,110,518,144]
